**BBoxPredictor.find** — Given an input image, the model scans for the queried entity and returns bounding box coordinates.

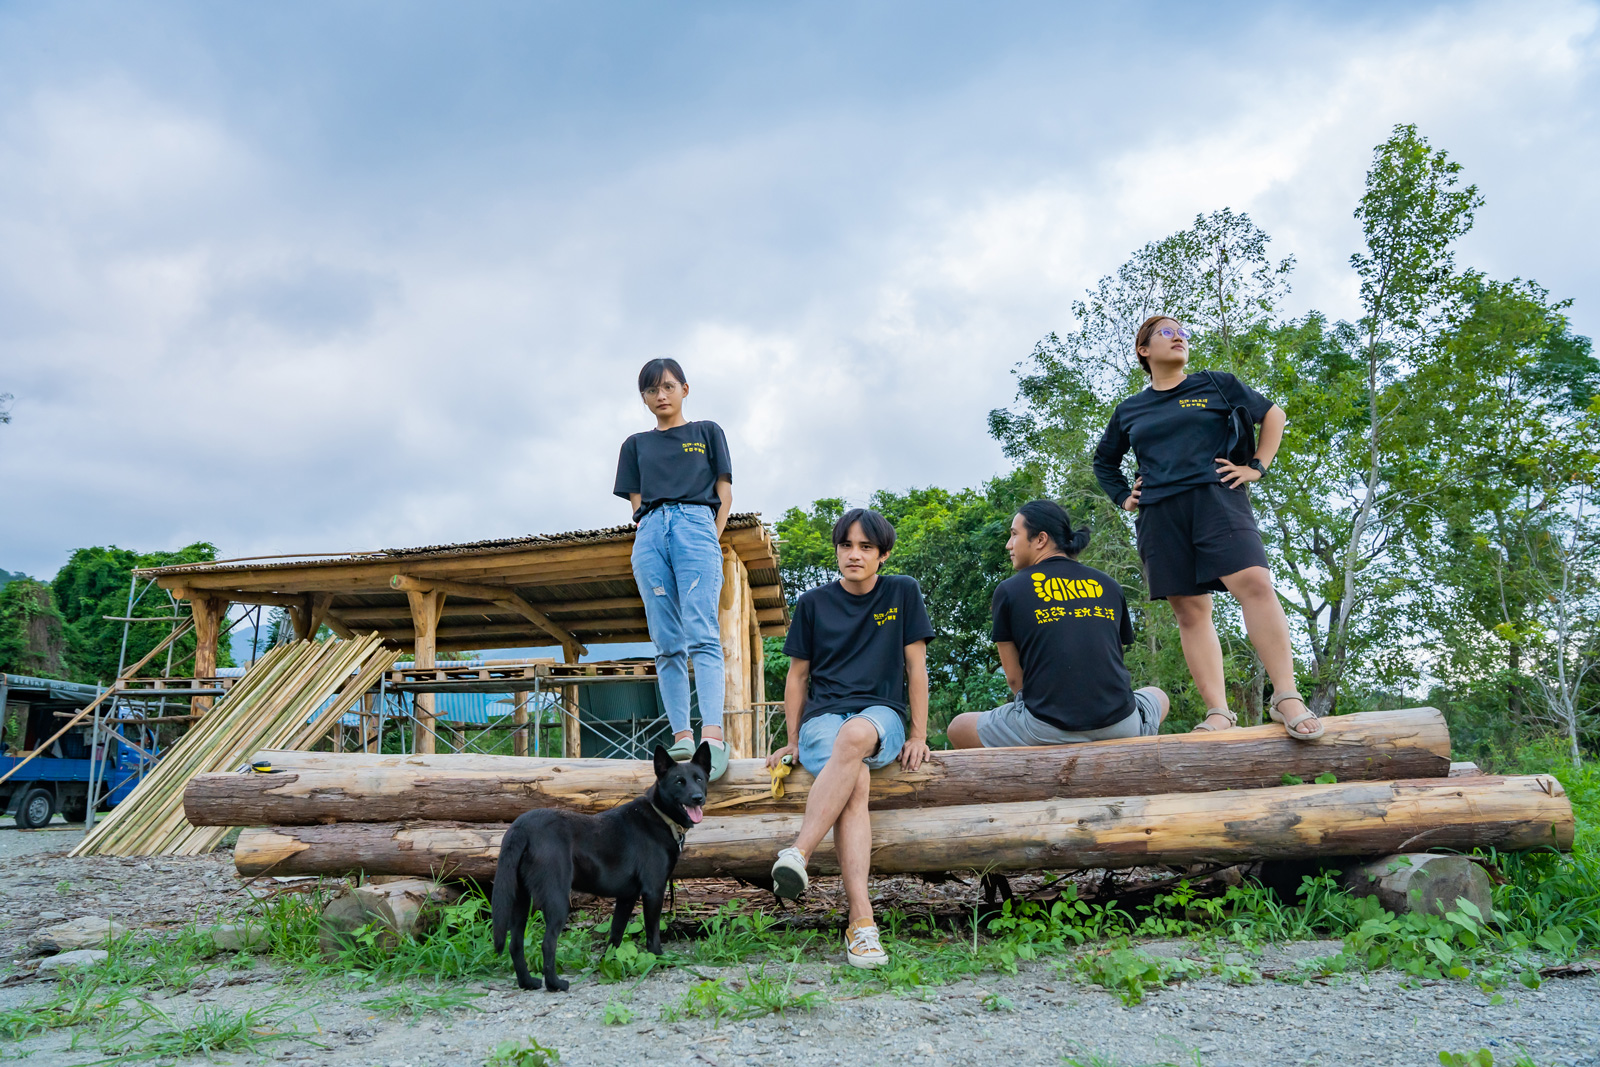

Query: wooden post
[561,644,581,759]
[745,577,766,758]
[720,550,751,758]
[190,594,230,715]
[363,693,377,754]
[512,691,530,758]
[405,590,444,755]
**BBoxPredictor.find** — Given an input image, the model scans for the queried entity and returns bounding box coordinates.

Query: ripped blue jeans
[631,503,725,734]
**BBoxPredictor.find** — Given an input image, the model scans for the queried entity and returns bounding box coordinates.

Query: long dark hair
[1016,499,1089,558]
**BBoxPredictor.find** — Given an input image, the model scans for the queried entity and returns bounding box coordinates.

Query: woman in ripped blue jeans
[614,358,734,780]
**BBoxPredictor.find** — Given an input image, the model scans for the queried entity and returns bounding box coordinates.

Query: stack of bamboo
[181,707,1576,880]
[73,635,400,858]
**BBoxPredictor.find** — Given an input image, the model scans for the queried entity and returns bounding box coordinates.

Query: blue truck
[0,673,156,829]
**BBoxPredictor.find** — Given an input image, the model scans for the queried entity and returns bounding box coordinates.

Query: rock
[36,911,67,922]
[26,916,127,955]
[37,949,108,976]
[1341,854,1492,918]
[210,923,270,952]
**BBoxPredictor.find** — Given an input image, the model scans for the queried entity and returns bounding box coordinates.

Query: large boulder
[27,916,127,955]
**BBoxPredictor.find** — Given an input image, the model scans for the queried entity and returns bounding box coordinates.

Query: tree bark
[189,707,1453,827]
[317,877,461,958]
[233,774,1573,881]
[1340,854,1492,918]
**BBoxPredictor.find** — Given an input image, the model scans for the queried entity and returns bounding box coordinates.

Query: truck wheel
[16,787,55,830]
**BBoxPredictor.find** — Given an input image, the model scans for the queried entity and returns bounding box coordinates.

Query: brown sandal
[1269,692,1323,741]
[1191,707,1236,732]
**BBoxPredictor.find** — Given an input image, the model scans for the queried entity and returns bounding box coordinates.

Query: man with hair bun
[947,500,1168,749]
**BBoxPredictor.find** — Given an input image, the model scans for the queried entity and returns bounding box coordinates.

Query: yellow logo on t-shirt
[1031,573,1103,602]
[1035,605,1117,625]
[1179,397,1209,409]
[682,441,707,455]
[873,607,898,627]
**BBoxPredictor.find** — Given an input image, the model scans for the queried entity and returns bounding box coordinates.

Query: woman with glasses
[1092,315,1320,740]
[614,358,736,779]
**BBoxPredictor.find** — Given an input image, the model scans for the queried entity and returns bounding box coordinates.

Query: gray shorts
[974,690,1161,748]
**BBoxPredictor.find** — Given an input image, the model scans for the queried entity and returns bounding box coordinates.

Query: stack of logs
[183,708,1573,886]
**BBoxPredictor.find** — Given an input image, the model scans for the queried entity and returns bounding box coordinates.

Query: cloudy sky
[2,0,1597,581]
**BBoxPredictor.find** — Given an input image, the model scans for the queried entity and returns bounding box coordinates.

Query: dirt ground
[3,823,1599,1067]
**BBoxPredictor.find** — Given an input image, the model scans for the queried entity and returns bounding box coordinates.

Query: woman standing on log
[614,358,735,780]
[1092,316,1319,739]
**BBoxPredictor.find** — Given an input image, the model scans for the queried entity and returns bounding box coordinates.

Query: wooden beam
[561,644,581,759]
[391,575,587,657]
[232,775,1576,881]
[406,590,444,754]
[337,596,648,625]
[190,594,230,715]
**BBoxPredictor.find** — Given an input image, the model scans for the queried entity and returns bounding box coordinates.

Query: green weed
[0,977,143,1042]
[1076,948,1172,1006]
[1438,1050,1540,1067]
[980,991,1013,1011]
[89,1003,312,1064]
[690,902,816,965]
[485,1036,560,1067]
[602,1000,635,1025]
[362,984,484,1021]
[662,965,825,1025]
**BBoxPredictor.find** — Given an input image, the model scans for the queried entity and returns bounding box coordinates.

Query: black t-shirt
[613,421,733,522]
[1093,371,1273,508]
[991,556,1135,732]
[783,574,936,724]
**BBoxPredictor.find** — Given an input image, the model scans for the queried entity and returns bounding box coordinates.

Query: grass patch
[661,965,826,1025]
[88,1003,314,1064]
[0,976,144,1043]
[485,1036,560,1066]
[362,984,485,1021]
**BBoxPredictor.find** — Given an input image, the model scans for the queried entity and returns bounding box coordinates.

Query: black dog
[491,741,710,991]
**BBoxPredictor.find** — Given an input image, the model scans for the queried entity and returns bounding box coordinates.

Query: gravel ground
[3,827,1598,1067]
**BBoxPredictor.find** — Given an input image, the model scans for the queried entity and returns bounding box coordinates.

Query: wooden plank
[391,575,587,655]
[561,644,581,759]
[231,774,1575,880]
[191,707,1452,824]
[190,595,229,715]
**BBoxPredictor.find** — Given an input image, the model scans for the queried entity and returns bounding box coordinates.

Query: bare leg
[792,719,880,858]
[946,711,983,749]
[1137,686,1171,725]
[1166,593,1229,726]
[834,762,875,925]
[1219,566,1315,733]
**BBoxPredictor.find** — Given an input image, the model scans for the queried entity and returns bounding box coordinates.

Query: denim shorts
[975,689,1161,748]
[796,705,906,776]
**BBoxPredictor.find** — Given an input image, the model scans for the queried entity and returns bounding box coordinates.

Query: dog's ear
[691,741,712,775]
[652,745,674,779]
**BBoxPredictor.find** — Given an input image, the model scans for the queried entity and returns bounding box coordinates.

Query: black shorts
[1135,484,1270,600]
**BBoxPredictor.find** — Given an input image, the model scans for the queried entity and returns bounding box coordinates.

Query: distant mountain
[0,569,27,589]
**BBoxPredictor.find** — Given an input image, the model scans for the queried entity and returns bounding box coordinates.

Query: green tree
[51,543,235,684]
[0,577,66,677]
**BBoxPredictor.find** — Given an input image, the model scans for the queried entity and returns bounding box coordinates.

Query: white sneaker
[845,923,888,969]
[770,847,809,899]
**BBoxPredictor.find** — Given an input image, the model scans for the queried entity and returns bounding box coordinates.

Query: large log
[233,774,1572,881]
[190,707,1451,827]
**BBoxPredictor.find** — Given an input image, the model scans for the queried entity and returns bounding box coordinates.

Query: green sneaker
[705,739,729,782]
[666,737,696,762]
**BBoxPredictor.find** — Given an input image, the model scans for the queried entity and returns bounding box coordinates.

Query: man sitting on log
[765,507,935,969]
[947,500,1169,749]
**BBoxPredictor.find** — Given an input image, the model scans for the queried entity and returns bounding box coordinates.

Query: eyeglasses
[1155,326,1191,341]
[642,382,682,398]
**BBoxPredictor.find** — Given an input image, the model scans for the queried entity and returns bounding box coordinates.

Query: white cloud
[1,0,1596,579]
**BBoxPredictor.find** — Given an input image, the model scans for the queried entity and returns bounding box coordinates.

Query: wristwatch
[1247,459,1267,476]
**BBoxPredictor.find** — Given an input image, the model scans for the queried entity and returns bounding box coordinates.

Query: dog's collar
[650,802,689,846]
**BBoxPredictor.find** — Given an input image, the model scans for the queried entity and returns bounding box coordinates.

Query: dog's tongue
[685,805,704,824]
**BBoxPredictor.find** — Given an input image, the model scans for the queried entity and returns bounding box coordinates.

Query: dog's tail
[490,831,528,955]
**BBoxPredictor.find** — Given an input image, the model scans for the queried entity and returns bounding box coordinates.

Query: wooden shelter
[139,515,786,757]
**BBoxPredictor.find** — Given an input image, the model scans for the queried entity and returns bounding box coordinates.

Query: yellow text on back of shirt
[1031,573,1103,602]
